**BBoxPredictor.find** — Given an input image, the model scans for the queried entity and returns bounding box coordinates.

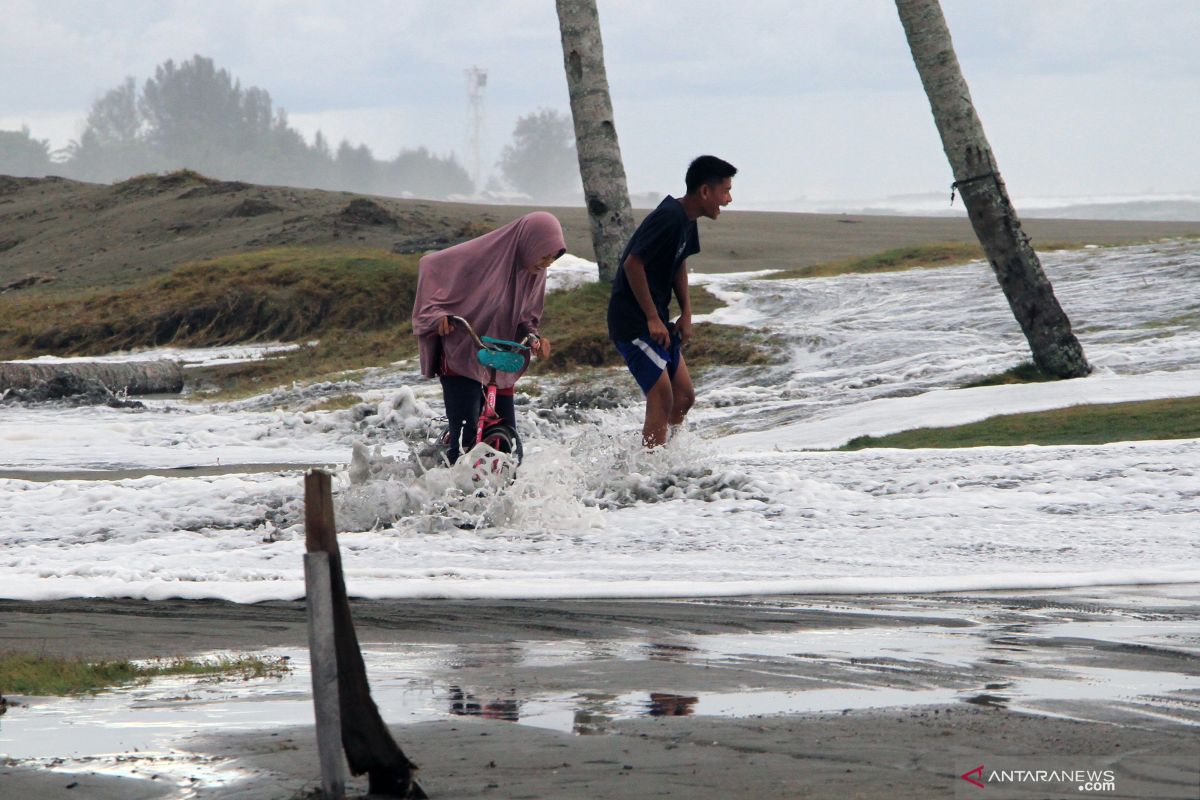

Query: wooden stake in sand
[304,469,426,799]
[304,554,346,795]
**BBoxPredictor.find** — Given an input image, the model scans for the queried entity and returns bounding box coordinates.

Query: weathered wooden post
[303,468,426,799]
[305,469,347,799]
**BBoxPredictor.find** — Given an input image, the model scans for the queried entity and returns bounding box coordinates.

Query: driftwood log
[0,360,184,396]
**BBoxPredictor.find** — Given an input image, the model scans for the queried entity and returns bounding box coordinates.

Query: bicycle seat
[477,346,527,373]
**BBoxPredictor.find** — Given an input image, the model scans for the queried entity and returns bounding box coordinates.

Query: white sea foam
[2,240,1199,601]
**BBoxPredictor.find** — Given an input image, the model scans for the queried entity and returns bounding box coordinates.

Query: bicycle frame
[477,376,500,448]
[445,315,536,454]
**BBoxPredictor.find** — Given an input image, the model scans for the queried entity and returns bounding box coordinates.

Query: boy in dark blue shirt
[608,155,736,447]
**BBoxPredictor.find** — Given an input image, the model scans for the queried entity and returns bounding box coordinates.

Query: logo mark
[961,764,986,788]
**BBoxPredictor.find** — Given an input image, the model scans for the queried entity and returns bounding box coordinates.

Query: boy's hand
[530,336,552,359]
[647,317,670,348]
[438,316,454,336]
[676,314,693,345]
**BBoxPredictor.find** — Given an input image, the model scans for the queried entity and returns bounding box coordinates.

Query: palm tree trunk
[555,0,634,284]
[896,0,1090,378]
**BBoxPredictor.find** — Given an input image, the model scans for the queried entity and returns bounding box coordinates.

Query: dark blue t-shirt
[607,196,700,341]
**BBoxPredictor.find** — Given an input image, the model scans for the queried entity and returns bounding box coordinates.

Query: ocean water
[1,241,1198,602]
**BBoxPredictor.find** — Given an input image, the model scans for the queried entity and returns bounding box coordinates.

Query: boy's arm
[673,260,692,344]
[624,254,671,347]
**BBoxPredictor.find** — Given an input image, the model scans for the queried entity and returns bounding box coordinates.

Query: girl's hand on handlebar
[438,316,454,336]
[530,336,552,359]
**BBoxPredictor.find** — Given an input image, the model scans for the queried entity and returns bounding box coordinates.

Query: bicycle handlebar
[446,315,536,350]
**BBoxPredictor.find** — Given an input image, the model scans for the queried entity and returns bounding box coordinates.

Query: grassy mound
[841,395,1200,450]
[0,246,421,356]
[0,246,771,393]
[0,246,422,394]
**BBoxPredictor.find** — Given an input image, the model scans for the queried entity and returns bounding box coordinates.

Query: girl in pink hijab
[412,211,566,463]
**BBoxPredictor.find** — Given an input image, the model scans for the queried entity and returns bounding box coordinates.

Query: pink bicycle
[439,315,535,466]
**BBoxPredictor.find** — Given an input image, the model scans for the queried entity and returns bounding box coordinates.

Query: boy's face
[698,178,733,220]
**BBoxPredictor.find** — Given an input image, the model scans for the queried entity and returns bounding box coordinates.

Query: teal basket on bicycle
[478,336,528,373]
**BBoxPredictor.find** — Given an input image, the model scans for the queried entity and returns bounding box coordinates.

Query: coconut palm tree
[896,0,1090,378]
[555,0,634,284]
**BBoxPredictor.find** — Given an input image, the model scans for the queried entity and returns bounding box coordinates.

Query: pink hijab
[412,211,566,389]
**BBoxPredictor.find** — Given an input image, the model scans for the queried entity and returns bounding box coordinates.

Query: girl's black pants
[440,375,516,464]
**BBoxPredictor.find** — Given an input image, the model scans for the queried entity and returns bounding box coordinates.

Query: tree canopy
[498,108,581,202]
[0,127,52,178]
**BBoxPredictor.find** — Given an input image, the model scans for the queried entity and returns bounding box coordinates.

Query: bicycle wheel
[480,423,523,464]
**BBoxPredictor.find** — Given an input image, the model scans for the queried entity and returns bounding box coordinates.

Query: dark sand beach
[2,587,1198,799]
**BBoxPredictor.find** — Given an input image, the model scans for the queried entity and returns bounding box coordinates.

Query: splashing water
[334,424,763,534]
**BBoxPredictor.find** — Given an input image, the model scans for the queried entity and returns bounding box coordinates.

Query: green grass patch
[961,361,1054,388]
[0,651,290,696]
[840,395,1200,450]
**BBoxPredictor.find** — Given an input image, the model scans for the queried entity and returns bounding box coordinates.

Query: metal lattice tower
[465,66,487,195]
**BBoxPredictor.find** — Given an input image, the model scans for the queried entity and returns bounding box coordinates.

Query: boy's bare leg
[643,370,674,448]
[668,355,695,431]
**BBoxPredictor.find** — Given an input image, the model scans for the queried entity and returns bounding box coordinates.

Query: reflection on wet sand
[643,642,699,662]
[573,693,618,736]
[647,692,699,717]
[443,642,523,671]
[442,686,702,734]
[448,685,520,721]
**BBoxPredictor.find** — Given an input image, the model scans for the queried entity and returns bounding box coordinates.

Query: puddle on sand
[3,616,1199,792]
[985,666,1200,726]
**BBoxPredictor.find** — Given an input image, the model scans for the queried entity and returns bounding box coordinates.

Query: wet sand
[2,588,1198,798]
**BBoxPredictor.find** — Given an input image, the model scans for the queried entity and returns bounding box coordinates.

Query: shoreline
[441,202,1200,274]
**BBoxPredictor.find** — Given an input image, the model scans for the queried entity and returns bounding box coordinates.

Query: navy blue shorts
[614,331,682,395]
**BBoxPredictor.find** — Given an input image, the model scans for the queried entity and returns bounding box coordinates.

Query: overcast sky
[3,0,1198,210]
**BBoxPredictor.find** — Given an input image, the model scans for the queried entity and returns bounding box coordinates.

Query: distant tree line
[497,108,581,203]
[0,55,472,199]
[0,55,584,204]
